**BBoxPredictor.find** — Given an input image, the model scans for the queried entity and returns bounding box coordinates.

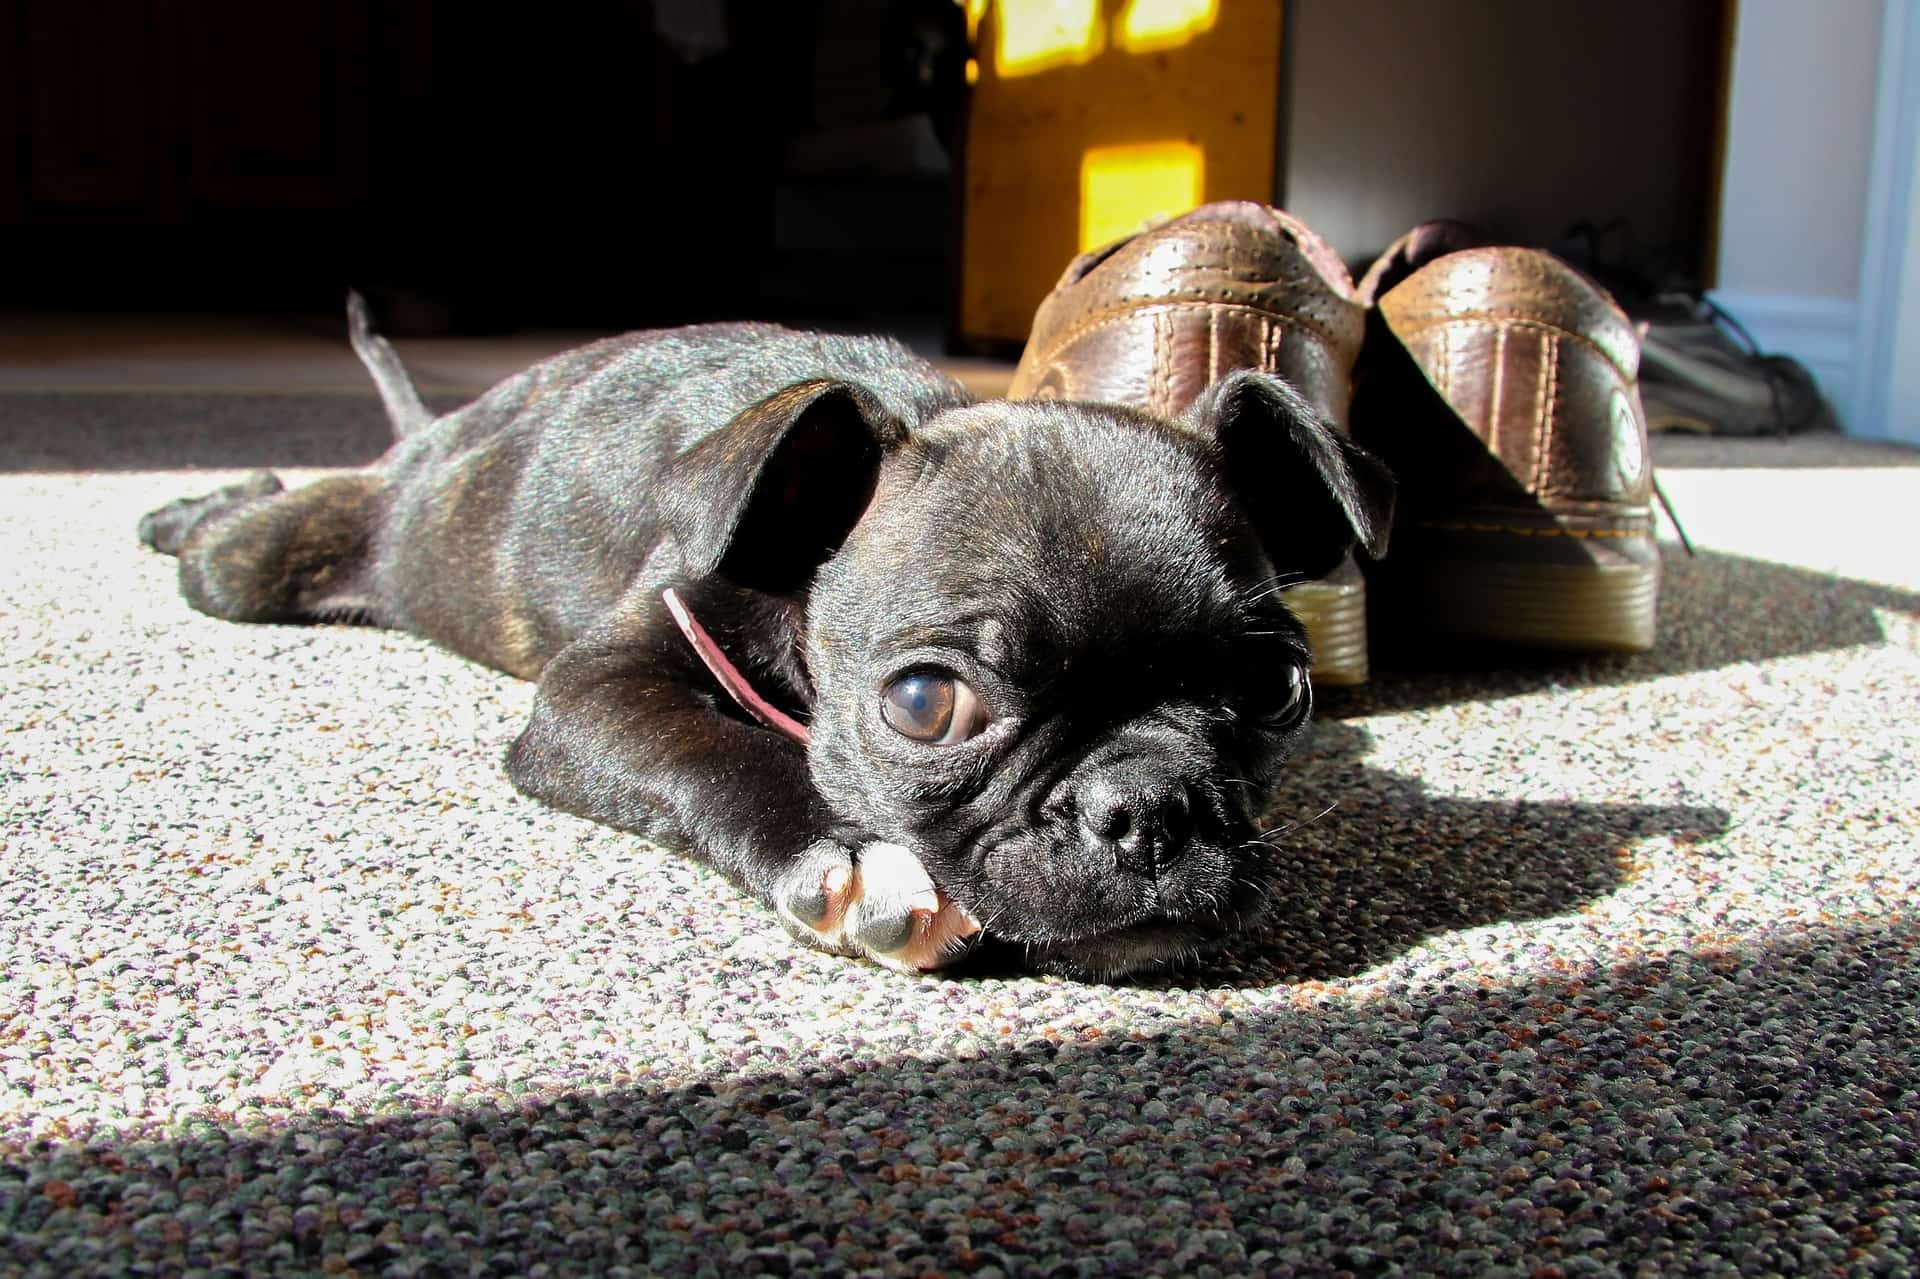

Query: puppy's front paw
[775,840,860,939]
[846,842,982,971]
[775,840,979,973]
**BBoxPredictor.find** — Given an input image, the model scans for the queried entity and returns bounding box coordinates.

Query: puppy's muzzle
[1072,755,1196,875]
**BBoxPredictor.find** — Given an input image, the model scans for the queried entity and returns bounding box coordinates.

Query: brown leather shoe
[1008,201,1374,684]
[1352,226,1659,653]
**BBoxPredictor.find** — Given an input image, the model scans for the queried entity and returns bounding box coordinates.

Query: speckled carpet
[3,391,1918,1277]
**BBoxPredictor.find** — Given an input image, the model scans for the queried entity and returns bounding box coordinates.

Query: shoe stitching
[1385,291,1628,328]
[1532,332,1560,495]
[1487,322,1508,460]
[1030,298,1355,370]
[1207,306,1220,389]
[1151,308,1170,414]
[1531,330,1553,489]
[1045,295,1348,362]
[1389,315,1635,379]
[1111,221,1355,295]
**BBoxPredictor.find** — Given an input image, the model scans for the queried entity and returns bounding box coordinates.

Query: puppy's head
[681,371,1393,979]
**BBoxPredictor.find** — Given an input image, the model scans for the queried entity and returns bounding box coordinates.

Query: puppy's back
[371,324,969,675]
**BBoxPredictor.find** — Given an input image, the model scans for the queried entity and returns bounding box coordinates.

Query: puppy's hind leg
[137,470,285,555]
[162,474,389,626]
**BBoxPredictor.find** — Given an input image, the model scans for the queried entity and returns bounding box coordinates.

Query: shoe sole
[1286,576,1370,685]
[1390,554,1660,653]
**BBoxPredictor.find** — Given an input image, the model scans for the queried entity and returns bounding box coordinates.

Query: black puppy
[139,297,1392,979]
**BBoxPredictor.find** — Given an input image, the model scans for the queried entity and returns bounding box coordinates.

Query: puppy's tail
[346,289,434,439]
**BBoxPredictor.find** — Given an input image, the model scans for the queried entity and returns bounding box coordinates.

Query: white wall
[1850,0,1920,447]
[1717,3,1881,298]
[1284,0,1722,267]
[1713,0,1884,427]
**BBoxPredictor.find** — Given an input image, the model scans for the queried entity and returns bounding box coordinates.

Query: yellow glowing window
[995,0,1103,77]
[964,0,990,41]
[1080,141,1204,251]
[1118,0,1219,53]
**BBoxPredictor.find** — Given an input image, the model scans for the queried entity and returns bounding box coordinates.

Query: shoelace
[1650,472,1697,559]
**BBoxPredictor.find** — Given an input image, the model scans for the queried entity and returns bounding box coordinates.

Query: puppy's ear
[663,380,908,592]
[1181,369,1396,578]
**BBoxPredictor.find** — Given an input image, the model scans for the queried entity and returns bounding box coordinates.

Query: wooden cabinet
[956,0,1285,350]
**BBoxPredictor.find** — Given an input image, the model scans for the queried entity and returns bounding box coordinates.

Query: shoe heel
[1407,557,1659,652]
[1286,574,1370,686]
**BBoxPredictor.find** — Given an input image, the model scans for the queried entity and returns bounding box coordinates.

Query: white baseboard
[1705,288,1859,426]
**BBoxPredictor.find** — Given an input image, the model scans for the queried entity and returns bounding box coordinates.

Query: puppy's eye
[1273,664,1312,726]
[881,671,986,745]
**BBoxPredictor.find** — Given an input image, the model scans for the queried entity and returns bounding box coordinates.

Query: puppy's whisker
[1243,574,1312,606]
[962,899,1014,941]
[1246,800,1340,849]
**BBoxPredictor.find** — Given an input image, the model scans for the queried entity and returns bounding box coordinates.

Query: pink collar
[662,588,812,745]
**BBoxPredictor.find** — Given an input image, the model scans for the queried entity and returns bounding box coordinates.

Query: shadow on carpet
[5,922,1913,1276]
[1125,719,1727,990]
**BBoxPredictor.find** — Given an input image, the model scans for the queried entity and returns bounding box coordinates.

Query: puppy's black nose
[1076,767,1192,875]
